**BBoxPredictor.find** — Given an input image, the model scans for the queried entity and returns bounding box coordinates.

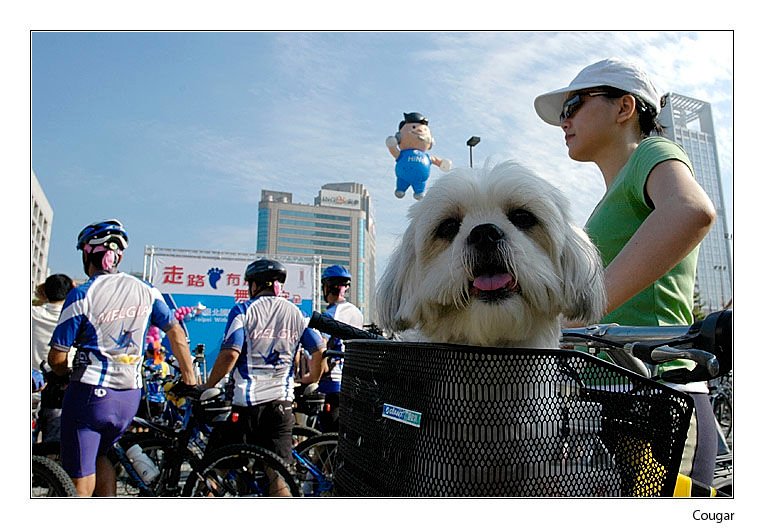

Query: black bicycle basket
[334,341,694,497]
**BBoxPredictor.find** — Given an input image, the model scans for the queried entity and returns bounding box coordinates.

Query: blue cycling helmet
[76,219,129,251]
[321,265,351,285]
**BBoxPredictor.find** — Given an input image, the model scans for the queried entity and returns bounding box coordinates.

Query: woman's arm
[603,159,716,315]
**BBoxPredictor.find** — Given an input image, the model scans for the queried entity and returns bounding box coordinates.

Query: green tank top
[585,136,698,327]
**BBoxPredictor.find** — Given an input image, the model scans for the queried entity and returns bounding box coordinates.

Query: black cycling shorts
[207,400,294,462]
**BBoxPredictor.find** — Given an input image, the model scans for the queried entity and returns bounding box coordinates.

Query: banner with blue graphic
[146,253,317,372]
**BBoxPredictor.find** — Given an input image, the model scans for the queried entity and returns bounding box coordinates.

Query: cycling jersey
[49,272,177,390]
[318,300,363,394]
[222,295,323,407]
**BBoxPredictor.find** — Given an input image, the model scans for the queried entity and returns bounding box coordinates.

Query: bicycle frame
[111,442,157,496]
[113,395,216,496]
[292,449,333,496]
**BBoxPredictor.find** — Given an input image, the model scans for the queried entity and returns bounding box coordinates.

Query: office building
[31,171,53,297]
[257,182,376,320]
[659,93,732,312]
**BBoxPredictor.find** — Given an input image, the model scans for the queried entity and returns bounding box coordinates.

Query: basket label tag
[382,403,422,428]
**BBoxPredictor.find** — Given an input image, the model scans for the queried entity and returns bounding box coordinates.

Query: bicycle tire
[294,432,339,497]
[182,443,302,497]
[292,424,321,446]
[113,434,174,496]
[32,455,77,497]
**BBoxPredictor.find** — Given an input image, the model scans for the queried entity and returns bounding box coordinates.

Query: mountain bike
[292,432,339,496]
[114,383,300,497]
[306,309,732,497]
[709,372,732,441]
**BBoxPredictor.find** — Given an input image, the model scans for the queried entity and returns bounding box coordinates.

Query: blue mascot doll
[385,112,452,200]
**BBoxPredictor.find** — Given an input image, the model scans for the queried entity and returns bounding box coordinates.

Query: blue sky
[32,31,733,284]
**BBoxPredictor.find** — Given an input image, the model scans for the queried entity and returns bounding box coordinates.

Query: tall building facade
[257,182,376,321]
[31,171,53,296]
[658,93,732,312]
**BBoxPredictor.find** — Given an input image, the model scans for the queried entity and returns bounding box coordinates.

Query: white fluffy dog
[376,160,606,348]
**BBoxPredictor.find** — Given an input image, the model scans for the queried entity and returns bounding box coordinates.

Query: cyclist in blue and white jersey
[47,220,198,497]
[203,258,325,496]
[302,265,364,432]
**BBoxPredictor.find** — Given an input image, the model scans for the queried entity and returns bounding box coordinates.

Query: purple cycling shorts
[60,381,141,478]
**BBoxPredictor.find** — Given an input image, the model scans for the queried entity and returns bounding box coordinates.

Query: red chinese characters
[162,266,185,285]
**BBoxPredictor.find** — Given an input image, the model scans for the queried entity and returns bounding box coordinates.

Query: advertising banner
[318,189,361,210]
[146,252,317,371]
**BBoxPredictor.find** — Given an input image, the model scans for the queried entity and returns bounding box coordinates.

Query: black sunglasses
[559,91,612,123]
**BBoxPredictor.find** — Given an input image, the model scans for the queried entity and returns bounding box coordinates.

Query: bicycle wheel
[113,434,173,496]
[32,455,77,497]
[293,432,339,497]
[292,425,321,447]
[713,394,732,439]
[182,443,301,497]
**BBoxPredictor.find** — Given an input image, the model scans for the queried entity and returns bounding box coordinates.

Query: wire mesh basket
[334,341,693,497]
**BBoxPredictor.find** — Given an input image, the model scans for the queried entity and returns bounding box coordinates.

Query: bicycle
[306,309,732,497]
[31,455,77,497]
[31,366,331,498]
[182,430,339,497]
[292,432,340,496]
[561,309,732,497]
[709,372,732,441]
[114,382,300,497]
[31,384,320,497]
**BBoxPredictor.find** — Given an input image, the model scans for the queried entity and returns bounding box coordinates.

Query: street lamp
[466,136,481,168]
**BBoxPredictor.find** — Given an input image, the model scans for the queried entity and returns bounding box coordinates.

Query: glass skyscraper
[658,93,732,313]
[257,182,376,321]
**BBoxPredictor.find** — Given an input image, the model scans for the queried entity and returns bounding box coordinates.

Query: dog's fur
[376,160,606,348]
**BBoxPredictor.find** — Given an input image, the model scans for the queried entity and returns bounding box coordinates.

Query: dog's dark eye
[507,209,537,230]
[434,218,461,241]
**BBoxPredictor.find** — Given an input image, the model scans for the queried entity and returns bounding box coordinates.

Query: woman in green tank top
[534,58,718,485]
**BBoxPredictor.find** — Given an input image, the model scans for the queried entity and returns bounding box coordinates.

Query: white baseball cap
[534,58,662,126]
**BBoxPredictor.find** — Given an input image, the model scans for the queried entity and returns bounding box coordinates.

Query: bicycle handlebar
[562,309,731,383]
[308,311,387,341]
[626,344,720,382]
[309,308,731,383]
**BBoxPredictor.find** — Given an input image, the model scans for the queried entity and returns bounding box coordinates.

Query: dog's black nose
[467,223,505,248]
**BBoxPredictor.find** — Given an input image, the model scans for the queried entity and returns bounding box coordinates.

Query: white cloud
[34,31,734,286]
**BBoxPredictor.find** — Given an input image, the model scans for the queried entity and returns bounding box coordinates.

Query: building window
[279,218,351,231]
[283,210,351,222]
[257,209,270,252]
[277,236,350,249]
[280,227,350,240]
[277,246,350,258]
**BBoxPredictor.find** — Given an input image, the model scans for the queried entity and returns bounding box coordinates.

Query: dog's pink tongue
[473,273,515,291]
